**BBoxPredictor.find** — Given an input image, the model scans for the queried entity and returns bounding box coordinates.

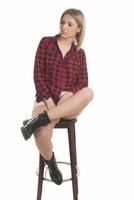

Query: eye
[60,20,65,25]
[68,22,73,27]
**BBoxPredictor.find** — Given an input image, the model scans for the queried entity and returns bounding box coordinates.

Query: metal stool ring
[36,161,80,183]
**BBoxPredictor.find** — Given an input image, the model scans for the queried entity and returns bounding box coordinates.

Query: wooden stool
[36,118,79,200]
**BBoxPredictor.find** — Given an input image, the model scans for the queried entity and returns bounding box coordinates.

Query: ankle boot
[44,152,63,185]
[21,112,51,140]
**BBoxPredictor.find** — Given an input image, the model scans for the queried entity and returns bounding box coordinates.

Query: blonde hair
[60,8,86,50]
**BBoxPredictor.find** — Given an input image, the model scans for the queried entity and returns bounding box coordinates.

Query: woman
[21,8,93,185]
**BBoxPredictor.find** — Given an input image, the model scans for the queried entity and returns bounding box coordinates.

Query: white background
[0,0,134,199]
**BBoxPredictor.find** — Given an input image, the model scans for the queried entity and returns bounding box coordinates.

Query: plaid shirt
[34,35,88,103]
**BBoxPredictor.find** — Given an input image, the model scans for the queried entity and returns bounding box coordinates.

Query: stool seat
[55,118,77,128]
[37,118,78,200]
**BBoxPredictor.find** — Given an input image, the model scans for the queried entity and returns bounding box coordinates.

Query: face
[60,14,81,40]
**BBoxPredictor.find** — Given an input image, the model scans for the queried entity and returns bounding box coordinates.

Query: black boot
[21,112,51,140]
[44,152,63,185]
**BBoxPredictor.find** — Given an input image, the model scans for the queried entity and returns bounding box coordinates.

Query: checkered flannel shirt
[34,35,88,104]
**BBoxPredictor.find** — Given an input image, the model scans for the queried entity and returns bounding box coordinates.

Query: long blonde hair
[60,8,86,50]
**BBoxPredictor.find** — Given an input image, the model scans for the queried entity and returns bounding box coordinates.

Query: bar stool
[36,118,79,200]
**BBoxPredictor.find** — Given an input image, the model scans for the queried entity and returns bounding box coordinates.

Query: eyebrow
[61,20,74,24]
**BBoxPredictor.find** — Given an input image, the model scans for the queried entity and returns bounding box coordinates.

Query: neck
[58,35,74,46]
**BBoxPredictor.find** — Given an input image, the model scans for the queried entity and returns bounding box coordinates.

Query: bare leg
[57,92,81,119]
[48,87,93,121]
[32,103,56,160]
[32,91,78,160]
[34,122,56,160]
[32,87,93,160]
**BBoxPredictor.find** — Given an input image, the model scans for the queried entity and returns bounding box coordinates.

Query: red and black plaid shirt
[34,35,88,103]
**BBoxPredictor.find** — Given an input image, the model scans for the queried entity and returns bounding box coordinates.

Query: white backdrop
[0,0,134,200]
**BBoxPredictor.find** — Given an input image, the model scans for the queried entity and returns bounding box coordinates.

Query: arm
[70,49,88,94]
[34,38,51,102]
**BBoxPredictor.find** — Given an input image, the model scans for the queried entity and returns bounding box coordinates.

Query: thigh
[57,92,82,119]
[32,101,48,118]
[63,111,82,120]
[57,91,74,106]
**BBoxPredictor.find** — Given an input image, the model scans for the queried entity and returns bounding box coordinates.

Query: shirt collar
[54,34,77,52]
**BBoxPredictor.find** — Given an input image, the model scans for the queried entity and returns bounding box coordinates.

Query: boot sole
[21,126,31,140]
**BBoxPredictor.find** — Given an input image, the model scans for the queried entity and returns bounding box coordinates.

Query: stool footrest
[36,161,80,183]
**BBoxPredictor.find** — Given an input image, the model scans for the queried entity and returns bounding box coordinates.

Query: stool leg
[37,154,45,200]
[68,124,78,200]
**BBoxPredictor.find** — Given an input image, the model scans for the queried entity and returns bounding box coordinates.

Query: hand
[45,97,56,110]
[44,97,60,124]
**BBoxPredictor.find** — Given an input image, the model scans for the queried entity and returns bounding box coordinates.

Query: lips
[61,31,67,34]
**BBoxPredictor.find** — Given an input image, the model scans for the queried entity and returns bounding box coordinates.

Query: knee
[34,127,51,143]
[81,87,94,103]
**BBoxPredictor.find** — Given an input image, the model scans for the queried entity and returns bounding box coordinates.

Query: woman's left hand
[45,97,56,110]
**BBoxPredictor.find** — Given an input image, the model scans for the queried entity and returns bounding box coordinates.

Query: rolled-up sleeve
[70,49,88,93]
[34,38,51,102]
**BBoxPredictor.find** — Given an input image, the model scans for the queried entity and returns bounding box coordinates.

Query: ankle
[43,152,53,162]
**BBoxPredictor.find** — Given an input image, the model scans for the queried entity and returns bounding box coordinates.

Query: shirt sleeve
[34,38,51,102]
[70,49,88,94]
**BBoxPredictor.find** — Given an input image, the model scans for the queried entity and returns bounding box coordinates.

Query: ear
[77,26,81,33]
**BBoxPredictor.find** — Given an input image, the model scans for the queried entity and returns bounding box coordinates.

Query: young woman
[21,8,93,185]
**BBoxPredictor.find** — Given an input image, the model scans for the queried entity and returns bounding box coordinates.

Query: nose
[61,23,67,30]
